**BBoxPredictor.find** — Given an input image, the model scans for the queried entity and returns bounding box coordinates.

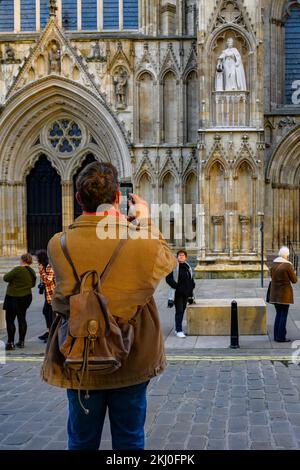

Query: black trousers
[174,295,188,333]
[43,300,54,329]
[274,303,290,341]
[4,294,32,343]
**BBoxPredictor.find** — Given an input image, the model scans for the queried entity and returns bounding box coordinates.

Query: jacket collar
[69,214,129,228]
[273,256,292,264]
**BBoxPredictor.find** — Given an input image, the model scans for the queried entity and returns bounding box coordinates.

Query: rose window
[48,120,82,153]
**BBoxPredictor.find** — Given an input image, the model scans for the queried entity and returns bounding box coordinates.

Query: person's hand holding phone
[128,193,149,224]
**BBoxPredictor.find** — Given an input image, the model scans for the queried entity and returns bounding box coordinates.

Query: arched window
[285,2,300,104]
[124,0,139,29]
[103,0,119,30]
[163,71,178,143]
[103,0,139,30]
[138,72,155,143]
[186,70,198,143]
[162,172,176,244]
[21,0,36,31]
[0,1,14,32]
[139,173,153,205]
[40,0,49,29]
[62,0,77,30]
[82,0,97,30]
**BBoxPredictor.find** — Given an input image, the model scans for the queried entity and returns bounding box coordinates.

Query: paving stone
[155,413,176,426]
[251,442,274,450]
[194,412,210,423]
[248,389,265,399]
[250,399,267,412]
[208,428,226,439]
[231,386,247,398]
[207,439,225,450]
[176,413,194,423]
[267,401,284,411]
[287,413,300,426]
[228,417,248,433]
[168,431,189,444]
[274,434,298,449]
[2,433,34,445]
[191,424,209,435]
[148,425,172,439]
[23,436,50,450]
[230,405,247,416]
[250,425,271,442]
[271,421,292,434]
[172,422,192,433]
[186,436,206,450]
[269,411,288,421]
[228,433,248,450]
[43,441,67,450]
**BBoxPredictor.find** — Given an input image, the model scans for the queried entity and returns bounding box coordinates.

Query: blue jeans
[175,295,187,333]
[274,303,289,341]
[67,381,149,450]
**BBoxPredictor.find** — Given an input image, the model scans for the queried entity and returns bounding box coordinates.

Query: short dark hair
[76,162,119,212]
[21,253,33,265]
[177,250,187,258]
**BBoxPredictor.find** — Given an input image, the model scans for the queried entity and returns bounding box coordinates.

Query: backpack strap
[60,233,81,285]
[100,238,128,283]
[60,233,128,285]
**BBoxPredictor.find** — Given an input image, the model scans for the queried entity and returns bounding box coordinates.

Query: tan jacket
[269,257,298,305]
[41,215,176,390]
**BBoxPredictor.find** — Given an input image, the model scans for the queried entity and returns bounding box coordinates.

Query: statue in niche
[215,37,246,91]
[49,43,61,74]
[113,67,128,109]
[0,43,20,64]
[87,41,106,63]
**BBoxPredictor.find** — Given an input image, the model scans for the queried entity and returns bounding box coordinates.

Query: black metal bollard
[230,300,240,349]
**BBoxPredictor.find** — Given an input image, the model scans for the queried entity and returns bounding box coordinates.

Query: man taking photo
[42,161,176,450]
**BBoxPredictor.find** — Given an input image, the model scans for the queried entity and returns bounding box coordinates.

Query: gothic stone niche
[113,66,128,110]
[209,162,226,252]
[48,40,61,75]
[212,32,249,127]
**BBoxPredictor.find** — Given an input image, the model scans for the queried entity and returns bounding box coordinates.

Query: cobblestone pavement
[1,357,300,450]
[1,277,300,450]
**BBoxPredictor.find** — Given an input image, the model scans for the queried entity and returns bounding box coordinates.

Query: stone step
[0,258,39,276]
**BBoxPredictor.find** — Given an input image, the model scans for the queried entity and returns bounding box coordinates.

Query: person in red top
[36,250,55,343]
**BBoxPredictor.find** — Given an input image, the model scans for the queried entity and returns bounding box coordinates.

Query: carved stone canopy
[212,215,225,225]
[49,0,57,17]
[239,215,251,224]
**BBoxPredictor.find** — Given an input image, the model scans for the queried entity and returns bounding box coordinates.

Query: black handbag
[38,282,45,295]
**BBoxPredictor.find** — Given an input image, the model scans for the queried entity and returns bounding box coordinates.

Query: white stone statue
[215,37,247,92]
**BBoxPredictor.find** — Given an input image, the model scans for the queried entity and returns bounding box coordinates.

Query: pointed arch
[0,77,131,182]
[163,70,178,144]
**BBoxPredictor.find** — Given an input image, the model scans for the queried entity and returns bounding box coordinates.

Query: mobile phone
[119,183,133,216]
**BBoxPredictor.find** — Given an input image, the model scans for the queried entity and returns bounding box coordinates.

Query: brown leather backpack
[58,234,136,400]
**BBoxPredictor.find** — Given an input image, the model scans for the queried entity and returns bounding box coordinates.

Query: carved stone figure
[5,44,16,63]
[216,37,246,91]
[113,68,128,109]
[87,42,106,63]
[49,43,61,74]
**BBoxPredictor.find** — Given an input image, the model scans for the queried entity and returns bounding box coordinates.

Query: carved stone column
[62,181,74,230]
[239,215,251,253]
[211,215,224,252]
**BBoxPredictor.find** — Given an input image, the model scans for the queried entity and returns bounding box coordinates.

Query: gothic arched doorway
[73,153,97,219]
[26,155,62,252]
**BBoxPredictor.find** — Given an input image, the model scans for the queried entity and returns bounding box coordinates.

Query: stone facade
[0,1,299,278]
